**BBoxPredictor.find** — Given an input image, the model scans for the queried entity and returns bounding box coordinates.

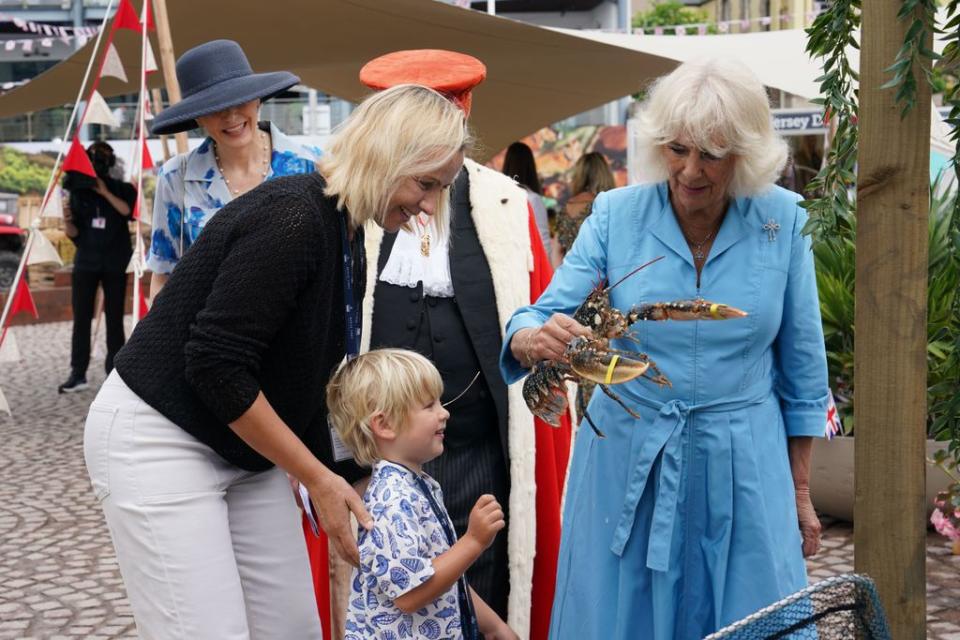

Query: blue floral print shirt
[346,460,463,640]
[145,122,322,274]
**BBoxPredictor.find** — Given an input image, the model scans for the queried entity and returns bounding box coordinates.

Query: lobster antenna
[606,256,665,293]
[442,370,482,408]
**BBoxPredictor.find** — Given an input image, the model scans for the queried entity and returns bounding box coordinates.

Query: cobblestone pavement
[0,320,958,639]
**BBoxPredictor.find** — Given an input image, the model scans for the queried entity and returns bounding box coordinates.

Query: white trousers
[83,371,323,640]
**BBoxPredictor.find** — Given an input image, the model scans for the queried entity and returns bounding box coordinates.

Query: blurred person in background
[59,141,136,393]
[502,141,551,258]
[550,151,615,269]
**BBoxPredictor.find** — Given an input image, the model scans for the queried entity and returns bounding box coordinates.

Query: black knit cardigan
[115,173,366,480]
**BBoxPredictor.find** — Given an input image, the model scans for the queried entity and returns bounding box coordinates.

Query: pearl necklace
[214,130,270,196]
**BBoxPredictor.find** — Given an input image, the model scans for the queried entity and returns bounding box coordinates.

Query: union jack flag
[825,393,843,439]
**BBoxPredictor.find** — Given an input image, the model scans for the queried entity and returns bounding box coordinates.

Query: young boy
[327,349,519,640]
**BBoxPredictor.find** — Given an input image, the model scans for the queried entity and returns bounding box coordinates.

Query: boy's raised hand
[465,494,505,550]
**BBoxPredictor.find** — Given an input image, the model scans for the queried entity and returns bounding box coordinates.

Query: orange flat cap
[359,49,486,116]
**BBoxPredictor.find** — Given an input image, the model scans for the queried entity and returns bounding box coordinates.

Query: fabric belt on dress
[608,379,773,571]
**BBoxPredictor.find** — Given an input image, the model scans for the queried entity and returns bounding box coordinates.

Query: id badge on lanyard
[329,212,364,462]
[91,202,106,230]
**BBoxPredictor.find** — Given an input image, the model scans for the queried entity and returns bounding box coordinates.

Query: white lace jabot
[379,223,455,298]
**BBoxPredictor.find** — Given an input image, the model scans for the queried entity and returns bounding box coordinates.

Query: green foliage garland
[799,0,860,242]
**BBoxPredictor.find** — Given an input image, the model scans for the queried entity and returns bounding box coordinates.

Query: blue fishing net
[705,574,891,640]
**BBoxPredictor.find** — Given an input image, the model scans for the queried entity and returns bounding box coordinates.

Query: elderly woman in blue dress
[146,39,321,301]
[500,58,829,638]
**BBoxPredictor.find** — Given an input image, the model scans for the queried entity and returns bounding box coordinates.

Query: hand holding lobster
[516,258,748,439]
[510,314,592,367]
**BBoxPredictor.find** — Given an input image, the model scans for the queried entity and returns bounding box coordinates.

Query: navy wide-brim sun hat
[150,39,299,136]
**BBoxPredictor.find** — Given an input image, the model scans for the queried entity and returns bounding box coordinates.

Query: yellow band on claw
[605,355,620,384]
[710,303,720,319]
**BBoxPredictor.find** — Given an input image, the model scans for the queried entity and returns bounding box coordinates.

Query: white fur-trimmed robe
[361,159,537,638]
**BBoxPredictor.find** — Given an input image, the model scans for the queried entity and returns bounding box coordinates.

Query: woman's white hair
[634,57,787,197]
[319,84,472,231]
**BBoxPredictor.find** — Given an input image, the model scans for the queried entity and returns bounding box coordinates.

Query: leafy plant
[0,146,56,195]
[631,1,713,36]
[880,0,941,117]
[816,176,960,440]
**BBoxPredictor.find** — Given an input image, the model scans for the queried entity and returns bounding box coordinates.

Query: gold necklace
[416,214,431,257]
[214,130,270,196]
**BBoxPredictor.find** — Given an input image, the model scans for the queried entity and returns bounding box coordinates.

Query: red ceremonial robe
[304,184,572,640]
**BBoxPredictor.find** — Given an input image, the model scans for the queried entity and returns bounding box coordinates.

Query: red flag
[144,0,156,31]
[304,521,332,640]
[63,137,96,177]
[7,276,38,321]
[527,205,570,640]
[132,196,141,221]
[141,139,154,170]
[138,286,149,319]
[112,0,141,31]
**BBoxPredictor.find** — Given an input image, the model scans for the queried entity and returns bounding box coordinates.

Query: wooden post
[150,87,171,162]
[150,0,187,155]
[854,3,930,639]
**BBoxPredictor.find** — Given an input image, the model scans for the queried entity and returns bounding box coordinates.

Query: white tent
[0,0,951,161]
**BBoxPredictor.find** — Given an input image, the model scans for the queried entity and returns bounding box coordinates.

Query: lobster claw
[522,364,569,427]
[569,350,650,386]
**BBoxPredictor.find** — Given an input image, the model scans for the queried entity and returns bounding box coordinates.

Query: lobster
[521,257,748,438]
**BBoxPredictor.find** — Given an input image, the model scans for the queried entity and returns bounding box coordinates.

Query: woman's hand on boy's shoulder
[309,469,373,567]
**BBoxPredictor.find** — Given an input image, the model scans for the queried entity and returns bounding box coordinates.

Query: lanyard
[411,474,481,640]
[338,213,363,361]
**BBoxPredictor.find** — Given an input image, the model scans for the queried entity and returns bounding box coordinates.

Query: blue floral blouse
[346,460,463,640]
[145,122,322,274]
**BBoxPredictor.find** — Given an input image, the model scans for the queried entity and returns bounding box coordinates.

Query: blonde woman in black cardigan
[83,84,469,640]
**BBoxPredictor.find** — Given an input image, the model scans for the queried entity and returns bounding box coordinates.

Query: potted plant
[809,178,960,521]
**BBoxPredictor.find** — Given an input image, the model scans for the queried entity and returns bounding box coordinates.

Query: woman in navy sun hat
[146,39,321,301]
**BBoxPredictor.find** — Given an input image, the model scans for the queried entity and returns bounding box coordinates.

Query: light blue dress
[500,182,829,639]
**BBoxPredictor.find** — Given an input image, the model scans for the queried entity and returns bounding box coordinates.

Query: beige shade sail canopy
[0,0,679,160]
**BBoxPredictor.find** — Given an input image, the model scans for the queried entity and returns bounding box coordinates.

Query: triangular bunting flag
[126,242,140,274]
[145,39,158,74]
[0,385,10,417]
[63,137,96,177]
[141,139,154,170]
[40,186,63,219]
[112,0,141,31]
[26,229,63,267]
[136,234,146,272]
[85,90,120,128]
[138,287,149,319]
[143,95,154,120]
[145,0,156,31]
[7,276,39,321]
[133,195,152,226]
[0,328,20,363]
[101,43,127,83]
